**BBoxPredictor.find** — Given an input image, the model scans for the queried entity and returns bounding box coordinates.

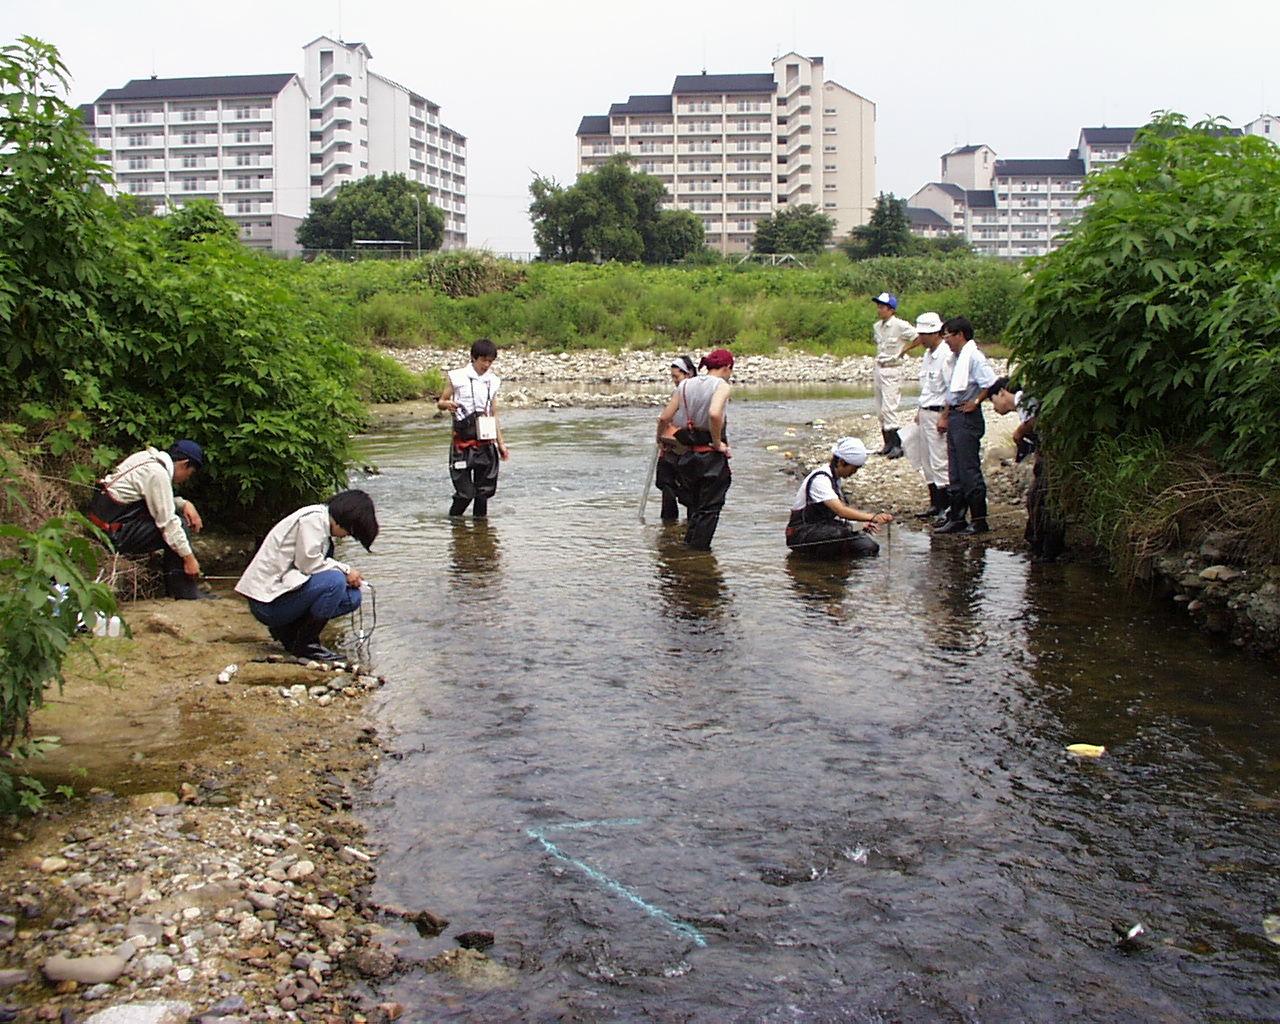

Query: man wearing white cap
[871,292,918,459]
[911,312,954,520]
[785,437,894,559]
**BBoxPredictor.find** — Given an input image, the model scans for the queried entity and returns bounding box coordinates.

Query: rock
[128,792,179,811]
[377,1003,404,1021]
[1200,564,1243,582]
[0,914,15,945]
[286,860,315,880]
[455,929,494,951]
[202,995,246,1016]
[237,916,264,941]
[82,1001,192,1024]
[137,952,174,977]
[42,953,127,984]
[342,946,398,979]
[142,613,185,638]
[0,968,27,986]
[38,856,69,874]
[124,919,164,944]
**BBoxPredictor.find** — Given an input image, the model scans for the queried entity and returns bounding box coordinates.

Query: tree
[838,192,914,260]
[296,173,444,252]
[528,155,704,263]
[1010,112,1280,477]
[751,204,835,255]
[163,198,238,245]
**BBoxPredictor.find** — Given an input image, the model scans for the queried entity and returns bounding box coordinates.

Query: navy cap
[168,440,204,466]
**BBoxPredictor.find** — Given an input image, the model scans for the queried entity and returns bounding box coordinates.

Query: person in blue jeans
[235,491,378,661]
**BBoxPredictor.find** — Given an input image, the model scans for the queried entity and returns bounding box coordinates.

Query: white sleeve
[142,464,192,557]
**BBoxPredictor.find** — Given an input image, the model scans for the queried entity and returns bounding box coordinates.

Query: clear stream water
[344,392,1280,1023]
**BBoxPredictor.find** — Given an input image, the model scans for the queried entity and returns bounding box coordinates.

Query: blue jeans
[247,570,362,629]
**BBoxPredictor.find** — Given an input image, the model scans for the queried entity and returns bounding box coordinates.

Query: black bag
[453,411,480,441]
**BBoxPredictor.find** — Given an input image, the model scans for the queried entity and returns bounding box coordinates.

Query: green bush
[356,348,428,403]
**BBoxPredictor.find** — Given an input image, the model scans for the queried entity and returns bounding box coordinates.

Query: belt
[920,405,945,412]
[88,512,122,532]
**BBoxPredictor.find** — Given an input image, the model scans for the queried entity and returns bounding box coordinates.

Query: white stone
[82,1000,192,1024]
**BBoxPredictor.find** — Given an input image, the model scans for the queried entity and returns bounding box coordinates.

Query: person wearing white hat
[911,311,954,521]
[785,437,894,559]
[656,355,697,522]
[871,292,918,459]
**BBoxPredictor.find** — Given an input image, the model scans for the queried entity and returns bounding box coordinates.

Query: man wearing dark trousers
[438,338,509,518]
[90,440,211,599]
[936,317,998,535]
[657,349,734,550]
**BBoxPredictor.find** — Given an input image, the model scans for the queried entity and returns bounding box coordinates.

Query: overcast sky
[8,0,1278,252]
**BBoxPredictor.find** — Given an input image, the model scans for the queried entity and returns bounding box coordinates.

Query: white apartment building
[83,38,466,253]
[906,128,1136,258]
[576,53,874,255]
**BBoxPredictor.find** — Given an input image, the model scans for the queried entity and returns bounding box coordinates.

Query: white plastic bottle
[107,615,121,638]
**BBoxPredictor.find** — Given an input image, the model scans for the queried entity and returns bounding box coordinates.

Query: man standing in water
[438,338,509,517]
[657,349,733,550]
[871,291,917,459]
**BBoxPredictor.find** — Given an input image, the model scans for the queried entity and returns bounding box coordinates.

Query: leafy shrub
[356,348,427,403]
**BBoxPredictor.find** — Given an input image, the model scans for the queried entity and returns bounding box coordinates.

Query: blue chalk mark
[527,818,708,949]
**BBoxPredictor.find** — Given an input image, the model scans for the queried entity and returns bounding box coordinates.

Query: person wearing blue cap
[871,292,918,459]
[90,441,211,599]
[785,437,894,559]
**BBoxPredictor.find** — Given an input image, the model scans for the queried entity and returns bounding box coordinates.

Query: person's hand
[499,443,510,461]
[438,399,460,412]
[183,553,201,579]
[182,502,203,532]
[862,521,880,535]
[914,411,920,425]
[873,511,895,525]
[346,569,364,588]
[960,400,979,414]
[712,440,730,455]
[936,418,948,434]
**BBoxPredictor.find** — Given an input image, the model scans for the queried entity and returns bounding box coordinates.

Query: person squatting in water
[786,437,894,559]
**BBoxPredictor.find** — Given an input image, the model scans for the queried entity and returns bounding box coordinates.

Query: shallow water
[348,395,1280,1023]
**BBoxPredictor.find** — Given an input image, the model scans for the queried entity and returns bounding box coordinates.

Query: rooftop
[906,207,950,227]
[672,72,776,95]
[577,114,611,137]
[94,73,298,103]
[995,158,1086,177]
[609,94,672,116]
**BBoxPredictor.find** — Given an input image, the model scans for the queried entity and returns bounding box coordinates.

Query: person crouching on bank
[235,490,378,662]
[786,438,894,559]
[438,338,509,518]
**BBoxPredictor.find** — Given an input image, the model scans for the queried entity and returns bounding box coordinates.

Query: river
[348,392,1280,1023]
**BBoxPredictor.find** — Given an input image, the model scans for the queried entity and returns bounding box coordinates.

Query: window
[127,110,148,124]
[128,157,146,170]
[736,220,752,232]
[182,178,198,191]
[236,153,254,166]
[824,107,836,115]
[824,164,836,171]
[236,176,251,190]
[131,180,150,193]
[181,109,200,121]
[824,201,837,209]
[639,141,659,153]
[235,106,253,120]
[236,200,253,213]
[182,155,198,168]
[128,134,147,147]
[181,132,198,145]
[823,126,837,134]
[824,145,837,153]
[591,143,610,154]
[235,130,251,143]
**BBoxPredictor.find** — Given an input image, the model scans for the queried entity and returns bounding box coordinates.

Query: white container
[92,614,108,637]
[107,615,121,638]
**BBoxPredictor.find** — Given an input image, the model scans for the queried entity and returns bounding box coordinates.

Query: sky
[7,0,1279,253]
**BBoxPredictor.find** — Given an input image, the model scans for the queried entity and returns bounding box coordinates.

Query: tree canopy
[838,192,914,260]
[750,204,835,255]
[296,173,444,252]
[1010,112,1280,477]
[528,155,705,263]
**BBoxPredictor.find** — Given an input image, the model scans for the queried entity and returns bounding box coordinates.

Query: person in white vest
[235,490,378,662]
[438,338,509,518]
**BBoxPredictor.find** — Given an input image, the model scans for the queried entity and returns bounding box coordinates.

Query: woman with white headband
[655,355,697,522]
[785,437,894,559]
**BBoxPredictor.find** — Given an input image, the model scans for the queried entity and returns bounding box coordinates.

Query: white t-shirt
[917,343,955,408]
[447,364,500,423]
[791,468,840,511]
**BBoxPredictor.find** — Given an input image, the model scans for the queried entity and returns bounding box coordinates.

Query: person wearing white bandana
[785,438,893,559]
[936,316,998,534]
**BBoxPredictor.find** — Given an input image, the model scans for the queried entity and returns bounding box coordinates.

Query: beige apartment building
[576,53,874,255]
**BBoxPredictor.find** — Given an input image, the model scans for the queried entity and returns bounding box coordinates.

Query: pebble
[82,1001,192,1024]
[42,953,127,984]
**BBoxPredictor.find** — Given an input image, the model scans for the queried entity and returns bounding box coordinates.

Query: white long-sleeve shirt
[100,447,191,557]
[234,505,350,604]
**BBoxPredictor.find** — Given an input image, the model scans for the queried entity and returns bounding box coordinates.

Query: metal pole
[411,194,421,256]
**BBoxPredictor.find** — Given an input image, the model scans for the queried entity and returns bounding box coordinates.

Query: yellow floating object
[784,451,794,458]
[765,445,779,451]
[1066,743,1106,758]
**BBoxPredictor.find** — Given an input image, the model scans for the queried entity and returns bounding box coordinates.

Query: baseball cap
[700,349,734,370]
[168,440,204,467]
[872,292,898,309]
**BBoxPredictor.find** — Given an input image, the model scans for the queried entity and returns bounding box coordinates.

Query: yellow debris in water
[1066,743,1106,758]
[784,451,794,458]
[765,445,779,451]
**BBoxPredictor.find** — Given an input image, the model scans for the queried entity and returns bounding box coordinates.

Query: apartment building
[83,38,466,252]
[906,128,1135,258]
[576,53,874,255]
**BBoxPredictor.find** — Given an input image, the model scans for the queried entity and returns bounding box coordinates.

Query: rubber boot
[165,572,218,600]
[473,496,488,518]
[884,429,905,460]
[877,429,893,456]
[963,494,990,534]
[918,484,945,520]
[934,491,970,533]
[660,493,679,522]
[449,496,470,517]
[287,614,342,662]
